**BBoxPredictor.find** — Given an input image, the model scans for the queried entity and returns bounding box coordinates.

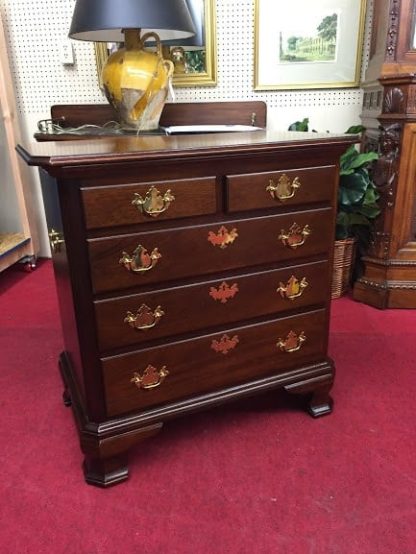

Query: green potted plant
[334,139,379,296]
[288,119,380,297]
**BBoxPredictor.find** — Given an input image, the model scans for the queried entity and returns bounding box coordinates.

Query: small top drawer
[81,177,217,230]
[226,166,336,213]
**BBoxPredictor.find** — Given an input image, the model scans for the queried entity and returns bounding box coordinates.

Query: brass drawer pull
[132,186,175,217]
[48,228,65,254]
[277,276,308,300]
[208,225,238,248]
[209,281,239,303]
[131,365,169,390]
[124,304,165,330]
[276,331,306,353]
[119,245,161,273]
[266,174,301,202]
[278,223,311,249]
[211,334,239,354]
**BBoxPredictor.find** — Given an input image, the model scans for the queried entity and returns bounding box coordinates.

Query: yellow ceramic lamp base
[102,30,174,131]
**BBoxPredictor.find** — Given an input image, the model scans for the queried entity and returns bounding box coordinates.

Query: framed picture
[254,0,367,90]
[95,0,217,88]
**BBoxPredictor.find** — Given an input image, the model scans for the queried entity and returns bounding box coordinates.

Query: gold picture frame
[254,0,367,90]
[94,0,217,88]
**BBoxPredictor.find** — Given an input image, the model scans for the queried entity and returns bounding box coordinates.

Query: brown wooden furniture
[18,103,354,487]
[353,0,416,308]
[35,101,267,141]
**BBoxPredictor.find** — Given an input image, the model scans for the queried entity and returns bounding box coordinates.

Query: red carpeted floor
[1,260,415,554]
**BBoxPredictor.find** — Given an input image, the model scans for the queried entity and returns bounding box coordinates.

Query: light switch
[61,41,74,66]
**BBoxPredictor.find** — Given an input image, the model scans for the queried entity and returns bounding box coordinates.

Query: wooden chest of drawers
[19,129,354,487]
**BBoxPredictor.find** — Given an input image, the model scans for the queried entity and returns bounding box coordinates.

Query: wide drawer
[95,260,329,351]
[81,177,217,229]
[226,165,336,213]
[89,207,333,294]
[102,309,328,417]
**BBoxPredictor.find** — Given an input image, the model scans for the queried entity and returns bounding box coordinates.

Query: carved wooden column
[353,0,416,307]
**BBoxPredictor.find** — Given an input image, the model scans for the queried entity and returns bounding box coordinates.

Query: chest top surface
[18,130,357,171]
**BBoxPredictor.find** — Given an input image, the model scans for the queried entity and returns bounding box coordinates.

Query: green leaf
[340,147,378,174]
[358,203,381,219]
[288,118,309,131]
[348,151,379,170]
[345,125,365,134]
[339,171,369,206]
[362,186,379,206]
[340,145,359,173]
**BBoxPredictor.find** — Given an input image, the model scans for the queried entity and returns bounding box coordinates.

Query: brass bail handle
[267,175,301,202]
[131,365,169,390]
[279,223,311,249]
[48,228,64,254]
[277,331,307,353]
[132,186,175,217]
[119,245,161,274]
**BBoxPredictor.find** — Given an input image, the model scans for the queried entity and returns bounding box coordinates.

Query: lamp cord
[36,119,165,136]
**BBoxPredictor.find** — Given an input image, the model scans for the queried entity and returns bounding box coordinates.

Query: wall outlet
[60,41,74,66]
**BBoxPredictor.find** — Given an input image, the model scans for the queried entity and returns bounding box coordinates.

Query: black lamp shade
[158,0,204,47]
[69,0,196,42]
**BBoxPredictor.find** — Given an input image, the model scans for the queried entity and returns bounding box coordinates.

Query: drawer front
[103,309,328,417]
[226,166,336,213]
[95,260,328,351]
[81,177,217,229]
[89,207,333,294]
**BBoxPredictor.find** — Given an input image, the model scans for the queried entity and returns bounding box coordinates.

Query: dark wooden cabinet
[18,129,354,487]
[354,0,416,308]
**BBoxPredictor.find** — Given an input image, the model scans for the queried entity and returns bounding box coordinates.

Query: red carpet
[1,260,415,554]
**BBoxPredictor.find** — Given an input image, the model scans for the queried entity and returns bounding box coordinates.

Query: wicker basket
[331,238,356,299]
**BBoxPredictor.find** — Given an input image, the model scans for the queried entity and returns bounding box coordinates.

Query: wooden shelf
[0,233,29,255]
[0,13,38,272]
[0,233,31,272]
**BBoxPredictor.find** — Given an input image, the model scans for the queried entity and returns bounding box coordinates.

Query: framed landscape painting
[254,0,367,90]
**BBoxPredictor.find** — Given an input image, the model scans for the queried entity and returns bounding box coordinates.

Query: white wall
[0,112,21,233]
[0,0,372,256]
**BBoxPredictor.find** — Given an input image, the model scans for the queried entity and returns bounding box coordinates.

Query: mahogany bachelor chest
[19,129,354,486]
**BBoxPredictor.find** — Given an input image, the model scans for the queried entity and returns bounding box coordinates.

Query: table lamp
[69,0,195,131]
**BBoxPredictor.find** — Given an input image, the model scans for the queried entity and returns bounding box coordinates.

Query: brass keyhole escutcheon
[211,334,239,354]
[209,282,239,303]
[207,226,238,249]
